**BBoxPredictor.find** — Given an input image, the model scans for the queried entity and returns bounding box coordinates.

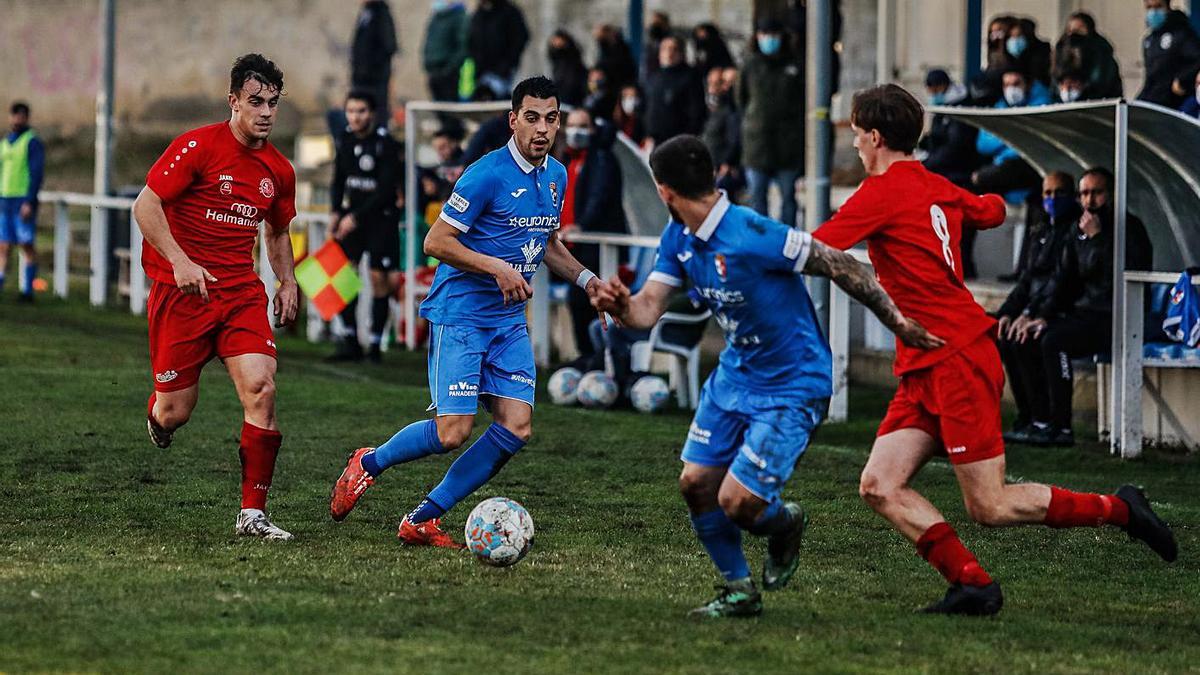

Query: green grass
[1,297,1197,674]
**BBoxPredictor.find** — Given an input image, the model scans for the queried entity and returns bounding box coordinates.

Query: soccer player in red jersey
[814,85,1177,615]
[132,54,300,540]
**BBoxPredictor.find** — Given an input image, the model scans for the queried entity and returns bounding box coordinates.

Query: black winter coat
[997,206,1078,318]
[351,0,398,86]
[468,0,529,80]
[643,64,706,145]
[1138,10,1200,108]
[1031,211,1153,318]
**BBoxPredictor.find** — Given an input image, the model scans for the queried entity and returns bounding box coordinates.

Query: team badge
[549,181,559,208]
[220,182,232,196]
[358,154,375,172]
[714,253,727,281]
[259,177,275,199]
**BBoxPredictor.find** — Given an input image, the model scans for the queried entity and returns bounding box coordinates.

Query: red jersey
[142,122,296,287]
[814,161,1006,375]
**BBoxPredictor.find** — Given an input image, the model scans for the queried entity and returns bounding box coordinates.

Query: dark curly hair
[230,53,285,96]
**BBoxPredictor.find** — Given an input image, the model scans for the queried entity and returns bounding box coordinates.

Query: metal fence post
[1110,102,1129,456]
[828,285,850,422]
[532,267,550,367]
[129,209,146,315]
[53,201,69,299]
[89,205,109,306]
[1119,278,1144,458]
[306,218,325,343]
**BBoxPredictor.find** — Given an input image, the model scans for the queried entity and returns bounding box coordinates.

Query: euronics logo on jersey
[448,381,479,397]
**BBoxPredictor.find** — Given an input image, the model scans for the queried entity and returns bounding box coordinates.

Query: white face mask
[1195,85,1200,104]
[1003,86,1026,106]
[621,96,638,115]
[1061,88,1082,103]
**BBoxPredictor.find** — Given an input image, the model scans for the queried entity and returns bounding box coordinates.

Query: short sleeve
[647,223,685,288]
[440,160,493,232]
[813,177,889,250]
[146,132,208,203]
[750,218,814,274]
[267,162,297,232]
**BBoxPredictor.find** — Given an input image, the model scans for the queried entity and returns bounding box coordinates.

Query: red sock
[147,392,158,424]
[915,522,994,587]
[239,422,282,511]
[1044,486,1129,528]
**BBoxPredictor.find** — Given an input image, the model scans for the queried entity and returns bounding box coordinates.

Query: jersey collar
[693,191,731,241]
[506,136,548,174]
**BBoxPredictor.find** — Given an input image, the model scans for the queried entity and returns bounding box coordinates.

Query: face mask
[1042,195,1073,222]
[1061,88,1082,103]
[1194,85,1200,104]
[929,92,947,106]
[1003,86,1026,106]
[432,0,449,11]
[1147,8,1168,31]
[621,96,638,114]
[1006,35,1027,58]
[565,127,591,150]
[648,24,668,41]
[758,35,782,56]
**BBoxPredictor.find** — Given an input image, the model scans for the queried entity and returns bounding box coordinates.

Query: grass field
[1,297,1197,674]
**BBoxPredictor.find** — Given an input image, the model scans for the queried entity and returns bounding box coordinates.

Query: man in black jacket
[351,0,398,128]
[1137,1,1200,108]
[1007,168,1153,446]
[327,91,403,363]
[920,69,980,188]
[643,36,706,147]
[468,0,529,98]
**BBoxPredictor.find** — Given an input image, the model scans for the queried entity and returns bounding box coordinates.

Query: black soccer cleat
[921,582,1003,616]
[146,416,174,449]
[367,343,383,364]
[1116,485,1178,562]
[763,503,807,591]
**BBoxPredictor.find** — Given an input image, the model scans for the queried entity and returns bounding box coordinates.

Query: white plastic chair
[630,310,712,409]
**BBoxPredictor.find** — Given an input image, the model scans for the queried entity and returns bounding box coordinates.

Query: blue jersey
[421,137,568,327]
[648,193,832,398]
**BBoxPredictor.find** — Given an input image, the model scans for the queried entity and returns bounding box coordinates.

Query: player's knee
[436,424,472,451]
[718,491,761,528]
[678,471,717,509]
[242,377,276,409]
[858,470,895,511]
[156,401,192,429]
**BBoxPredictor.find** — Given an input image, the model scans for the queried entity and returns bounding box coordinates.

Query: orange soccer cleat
[329,448,376,521]
[397,517,465,549]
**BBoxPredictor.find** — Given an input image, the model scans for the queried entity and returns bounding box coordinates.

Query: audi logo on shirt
[231,203,259,218]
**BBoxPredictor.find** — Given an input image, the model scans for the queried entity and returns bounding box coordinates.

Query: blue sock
[746,499,791,537]
[407,423,525,523]
[362,419,443,476]
[690,509,751,581]
[21,262,36,296]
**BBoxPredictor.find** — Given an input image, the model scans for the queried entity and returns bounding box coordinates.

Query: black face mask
[648,25,668,41]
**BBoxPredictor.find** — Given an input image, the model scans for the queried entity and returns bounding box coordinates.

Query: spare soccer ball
[577,370,618,408]
[464,497,535,567]
[630,375,671,413]
[548,367,582,405]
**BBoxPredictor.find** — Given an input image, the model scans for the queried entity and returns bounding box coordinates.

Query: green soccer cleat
[763,502,808,591]
[688,580,763,618]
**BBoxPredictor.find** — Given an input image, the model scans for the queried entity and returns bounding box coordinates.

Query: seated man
[1006,168,1153,447]
[994,171,1079,443]
[920,69,980,190]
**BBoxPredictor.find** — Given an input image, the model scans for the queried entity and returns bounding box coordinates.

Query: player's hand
[1007,315,1028,341]
[1017,318,1047,344]
[338,214,357,238]
[894,316,946,351]
[326,213,340,241]
[590,276,631,319]
[492,262,532,305]
[996,315,1012,339]
[584,277,610,331]
[174,258,217,302]
[274,279,299,328]
[19,202,33,221]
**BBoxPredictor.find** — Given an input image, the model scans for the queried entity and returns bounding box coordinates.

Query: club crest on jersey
[358,154,375,172]
[259,177,275,199]
[714,253,728,281]
[549,181,559,207]
[220,182,232,195]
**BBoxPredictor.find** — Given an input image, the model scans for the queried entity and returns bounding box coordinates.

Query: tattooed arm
[802,239,945,350]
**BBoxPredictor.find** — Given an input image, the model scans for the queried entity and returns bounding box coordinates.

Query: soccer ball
[576,370,618,408]
[630,375,671,413]
[548,367,582,405]
[464,497,535,567]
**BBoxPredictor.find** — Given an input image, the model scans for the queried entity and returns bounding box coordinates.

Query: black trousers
[997,310,1111,430]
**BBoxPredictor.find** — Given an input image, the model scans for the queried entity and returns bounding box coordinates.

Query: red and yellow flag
[295,240,362,321]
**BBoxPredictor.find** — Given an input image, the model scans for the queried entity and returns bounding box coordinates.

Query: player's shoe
[325,337,364,363]
[688,580,763,618]
[367,343,383,364]
[1116,485,1178,562]
[329,447,376,521]
[763,502,807,591]
[146,416,174,449]
[921,582,1003,616]
[235,509,294,541]
[397,517,465,549]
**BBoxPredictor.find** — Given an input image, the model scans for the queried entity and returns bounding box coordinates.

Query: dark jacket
[1053,32,1123,99]
[462,114,511,167]
[738,45,806,172]
[351,0,398,86]
[1011,36,1052,86]
[920,86,980,187]
[701,94,741,168]
[596,36,637,89]
[549,42,589,108]
[468,0,529,80]
[568,124,625,271]
[1032,210,1154,318]
[422,3,469,79]
[331,126,401,224]
[1138,9,1200,108]
[643,63,706,145]
[692,24,735,76]
[998,204,1079,318]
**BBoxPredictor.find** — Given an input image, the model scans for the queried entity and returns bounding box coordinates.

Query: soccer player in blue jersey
[592,135,942,617]
[329,76,604,547]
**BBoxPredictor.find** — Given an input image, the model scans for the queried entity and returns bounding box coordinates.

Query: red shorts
[147,280,277,392]
[877,334,1005,465]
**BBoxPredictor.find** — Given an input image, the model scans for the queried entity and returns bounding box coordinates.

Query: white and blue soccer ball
[548,367,583,406]
[465,497,535,567]
[577,370,618,408]
[630,375,671,413]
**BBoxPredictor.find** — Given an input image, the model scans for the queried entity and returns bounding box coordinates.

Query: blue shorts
[0,198,34,245]
[682,381,828,502]
[427,323,536,416]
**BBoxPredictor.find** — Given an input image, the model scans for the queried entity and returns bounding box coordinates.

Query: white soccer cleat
[235,509,294,541]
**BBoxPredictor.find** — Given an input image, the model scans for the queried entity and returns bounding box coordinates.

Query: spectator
[1006,168,1154,447]
[422,0,469,102]
[1179,66,1200,117]
[432,127,466,185]
[985,15,1020,73]
[643,36,706,147]
[995,171,1079,442]
[582,67,617,121]
[1055,70,1089,103]
[611,84,646,146]
[691,23,735,77]
[560,109,626,360]
[0,102,43,302]
[788,0,843,95]
[1006,18,1052,87]
[641,11,674,83]
[461,87,510,166]
[350,0,398,127]
[468,0,529,98]
[548,30,588,107]
[920,69,980,189]
[738,18,805,227]
[702,67,743,198]
[593,23,637,90]
[1137,0,1200,108]
[1052,12,1123,99]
